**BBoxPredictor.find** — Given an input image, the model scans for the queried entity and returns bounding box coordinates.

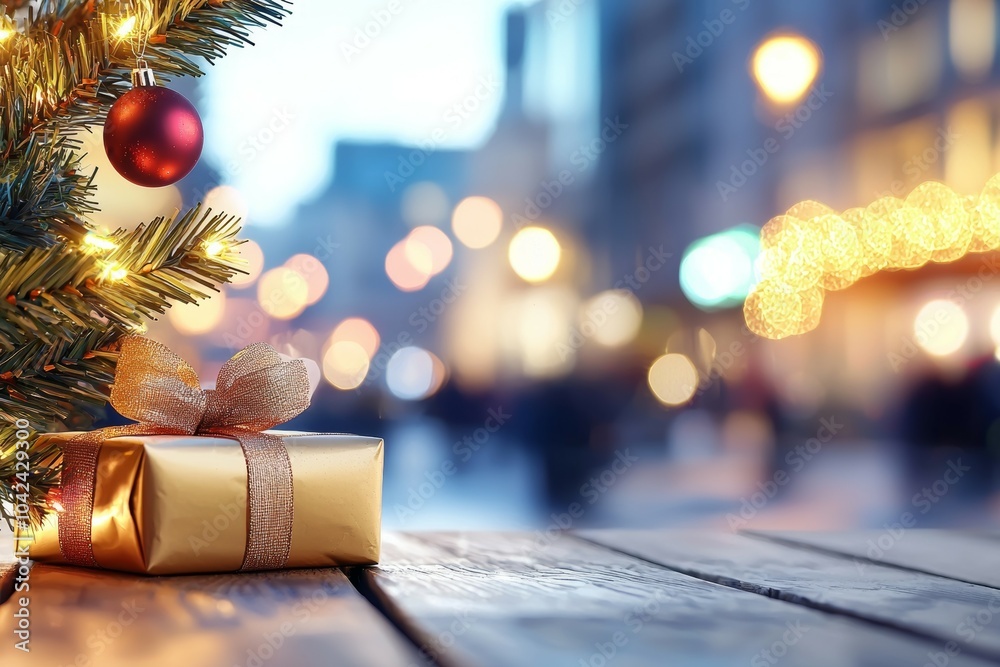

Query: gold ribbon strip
[58,337,311,571]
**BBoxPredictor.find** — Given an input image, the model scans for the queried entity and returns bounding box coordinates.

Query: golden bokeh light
[284,253,329,305]
[257,267,309,320]
[508,226,562,283]
[168,291,226,335]
[751,34,822,104]
[648,353,699,407]
[230,239,265,289]
[747,175,1000,340]
[913,299,969,357]
[405,226,453,276]
[322,341,370,390]
[451,196,503,249]
[582,290,643,347]
[386,239,431,292]
[329,318,381,360]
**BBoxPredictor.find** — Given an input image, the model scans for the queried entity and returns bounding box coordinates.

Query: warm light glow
[582,290,643,348]
[204,241,226,257]
[257,267,309,320]
[100,263,128,281]
[51,500,65,513]
[746,175,1000,339]
[950,0,997,82]
[510,287,578,378]
[230,240,265,289]
[329,318,380,359]
[405,226,453,276]
[751,34,822,104]
[451,196,503,249]
[168,291,226,335]
[386,239,431,292]
[322,340,370,390]
[989,304,1000,347]
[115,16,137,39]
[386,347,441,400]
[648,354,699,407]
[283,253,329,305]
[83,233,117,252]
[204,185,250,222]
[0,29,13,42]
[914,299,969,357]
[508,227,562,283]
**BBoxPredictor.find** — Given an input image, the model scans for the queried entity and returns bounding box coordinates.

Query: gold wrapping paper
[17,430,382,575]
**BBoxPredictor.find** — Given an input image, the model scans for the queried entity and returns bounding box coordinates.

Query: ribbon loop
[58,336,310,571]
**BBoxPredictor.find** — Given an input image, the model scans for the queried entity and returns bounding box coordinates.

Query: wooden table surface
[2,530,999,666]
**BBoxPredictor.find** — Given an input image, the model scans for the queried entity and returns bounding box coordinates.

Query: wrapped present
[16,337,382,575]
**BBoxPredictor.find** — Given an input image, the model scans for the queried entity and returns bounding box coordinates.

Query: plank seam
[571,533,1000,664]
[345,565,467,667]
[744,531,1000,593]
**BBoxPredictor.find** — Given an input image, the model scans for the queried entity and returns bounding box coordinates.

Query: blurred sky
[202,0,527,224]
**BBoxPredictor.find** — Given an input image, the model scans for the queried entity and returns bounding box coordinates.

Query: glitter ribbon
[58,337,311,571]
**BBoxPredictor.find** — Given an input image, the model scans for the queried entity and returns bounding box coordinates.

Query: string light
[83,233,118,252]
[204,240,226,257]
[747,176,1000,339]
[115,16,137,39]
[100,262,129,281]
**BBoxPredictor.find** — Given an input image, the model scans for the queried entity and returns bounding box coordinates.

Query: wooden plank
[579,529,1000,663]
[757,530,1000,589]
[361,532,996,667]
[0,561,18,606]
[0,564,428,667]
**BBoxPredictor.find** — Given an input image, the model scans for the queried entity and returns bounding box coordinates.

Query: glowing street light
[751,33,822,104]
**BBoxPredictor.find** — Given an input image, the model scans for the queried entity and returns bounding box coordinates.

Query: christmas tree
[0,0,290,529]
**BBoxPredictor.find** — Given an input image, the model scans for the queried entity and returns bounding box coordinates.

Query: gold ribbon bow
[59,337,311,571]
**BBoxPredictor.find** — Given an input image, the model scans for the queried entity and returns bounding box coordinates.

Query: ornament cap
[131,61,157,88]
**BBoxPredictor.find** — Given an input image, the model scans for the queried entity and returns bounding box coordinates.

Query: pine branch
[1,0,291,159]
[0,206,242,527]
[0,425,64,530]
[0,204,241,339]
[0,132,95,251]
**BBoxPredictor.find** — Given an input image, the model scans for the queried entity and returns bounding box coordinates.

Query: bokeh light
[386,347,442,400]
[283,253,329,305]
[648,353,699,407]
[386,239,431,291]
[402,182,449,227]
[582,290,643,347]
[680,226,759,309]
[329,318,381,359]
[168,291,226,335]
[322,341,370,390]
[75,127,182,231]
[508,226,562,283]
[405,226,454,276]
[257,267,309,320]
[203,185,250,222]
[452,196,503,249]
[230,239,265,289]
[913,299,969,357]
[751,34,822,104]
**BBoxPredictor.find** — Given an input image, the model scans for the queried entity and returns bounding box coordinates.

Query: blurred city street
[61,0,1000,538]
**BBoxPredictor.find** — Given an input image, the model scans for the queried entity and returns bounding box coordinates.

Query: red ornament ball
[103,85,204,188]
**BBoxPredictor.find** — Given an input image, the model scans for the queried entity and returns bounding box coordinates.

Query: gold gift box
[18,431,383,575]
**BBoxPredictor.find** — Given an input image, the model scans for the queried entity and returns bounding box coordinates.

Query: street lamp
[751,33,822,105]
